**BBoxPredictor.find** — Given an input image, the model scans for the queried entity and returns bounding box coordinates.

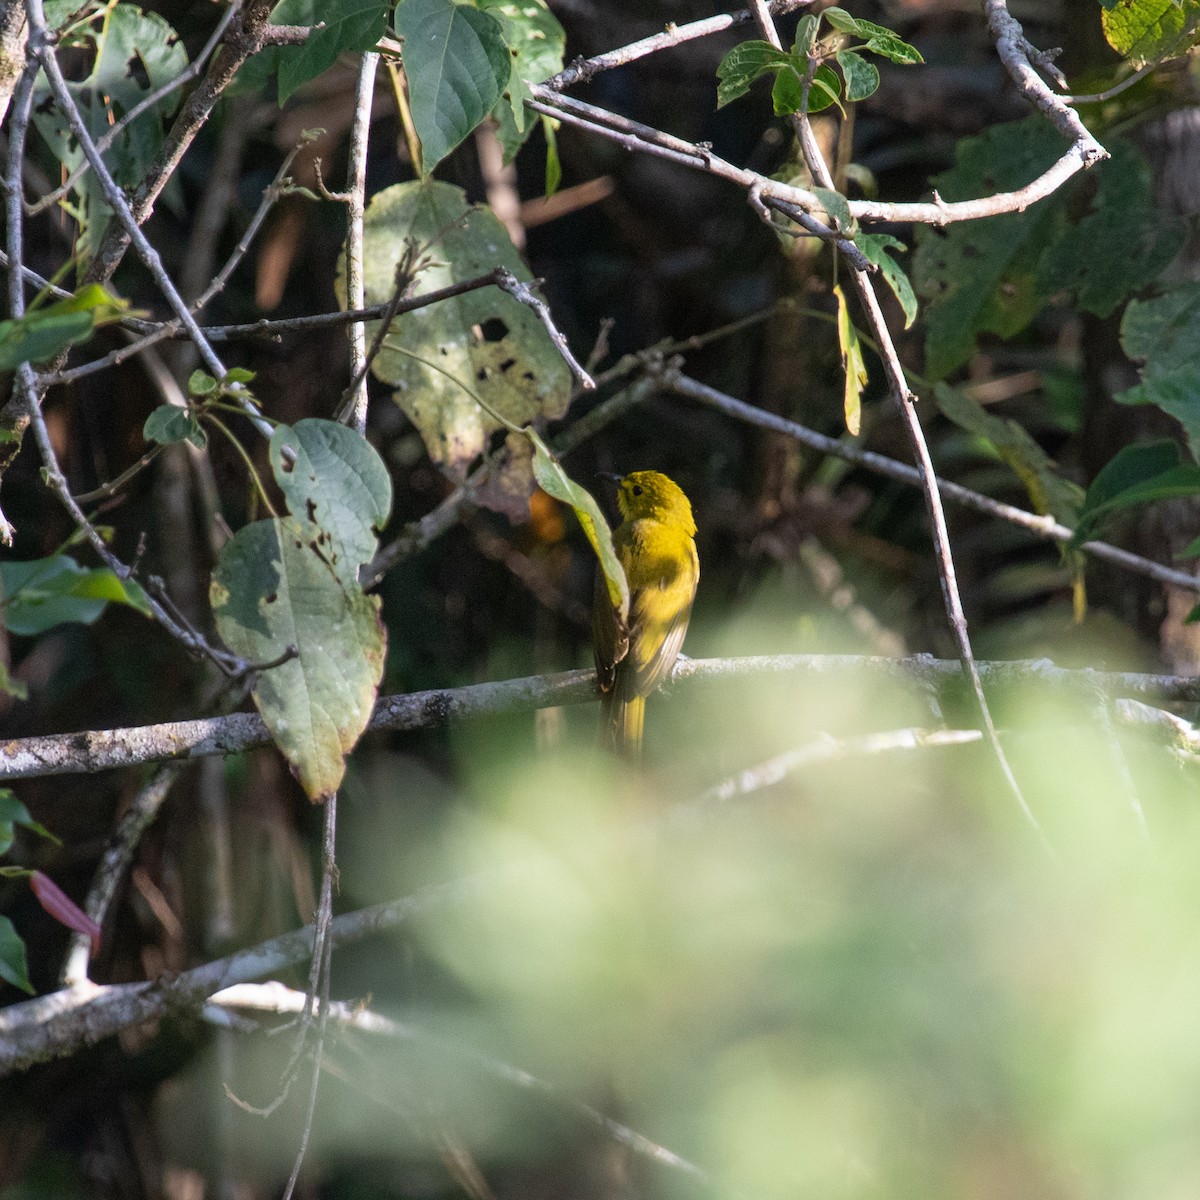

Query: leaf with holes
[210,420,391,800]
[269,419,392,574]
[344,180,571,479]
[31,5,187,259]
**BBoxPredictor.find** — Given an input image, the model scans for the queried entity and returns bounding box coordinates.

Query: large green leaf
[913,119,1068,379]
[211,519,386,800]
[394,0,511,171]
[479,0,566,162]
[1036,142,1184,320]
[1102,0,1200,66]
[233,0,388,101]
[210,420,391,800]
[1116,282,1200,459]
[1070,440,1200,547]
[0,555,151,637]
[349,180,572,478]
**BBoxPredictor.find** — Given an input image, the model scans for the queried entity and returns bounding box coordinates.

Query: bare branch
[3,656,1200,783]
[667,373,1200,596]
[340,51,379,434]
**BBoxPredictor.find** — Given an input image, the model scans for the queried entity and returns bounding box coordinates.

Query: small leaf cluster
[716,6,921,118]
[143,368,258,451]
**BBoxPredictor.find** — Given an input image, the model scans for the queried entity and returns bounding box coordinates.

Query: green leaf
[1036,142,1184,319]
[211,519,386,800]
[1116,282,1200,459]
[805,64,843,113]
[715,40,792,107]
[479,0,566,161]
[224,367,257,385]
[836,49,879,101]
[792,14,819,56]
[236,0,389,102]
[1070,440,1200,547]
[0,791,59,858]
[211,420,392,800]
[933,383,1084,525]
[1117,367,1200,463]
[527,431,628,621]
[857,232,917,329]
[0,916,33,994]
[1101,0,1200,66]
[813,187,853,233]
[0,661,27,703]
[0,311,94,372]
[913,118,1066,379]
[188,371,218,397]
[394,0,512,172]
[822,7,923,63]
[143,404,207,449]
[834,285,868,436]
[345,180,571,477]
[543,116,561,197]
[1,556,151,636]
[0,281,127,371]
[281,0,388,101]
[770,64,806,115]
[269,419,393,572]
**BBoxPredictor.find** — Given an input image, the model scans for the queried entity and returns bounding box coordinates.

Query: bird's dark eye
[632,485,643,496]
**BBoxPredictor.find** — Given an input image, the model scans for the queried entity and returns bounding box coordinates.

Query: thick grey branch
[3,656,1200,782]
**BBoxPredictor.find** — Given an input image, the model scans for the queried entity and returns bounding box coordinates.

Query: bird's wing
[625,535,699,697]
[592,554,629,693]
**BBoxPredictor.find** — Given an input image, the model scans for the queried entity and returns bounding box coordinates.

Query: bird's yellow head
[614,471,696,536]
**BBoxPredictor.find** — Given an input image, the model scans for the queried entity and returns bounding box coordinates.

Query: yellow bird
[593,470,699,759]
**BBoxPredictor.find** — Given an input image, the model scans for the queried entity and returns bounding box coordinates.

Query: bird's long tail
[602,692,644,762]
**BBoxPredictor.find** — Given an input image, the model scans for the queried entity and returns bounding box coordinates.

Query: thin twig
[494,267,594,390]
[668,373,1200,595]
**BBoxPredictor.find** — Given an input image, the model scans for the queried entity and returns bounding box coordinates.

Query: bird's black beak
[595,471,623,484]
